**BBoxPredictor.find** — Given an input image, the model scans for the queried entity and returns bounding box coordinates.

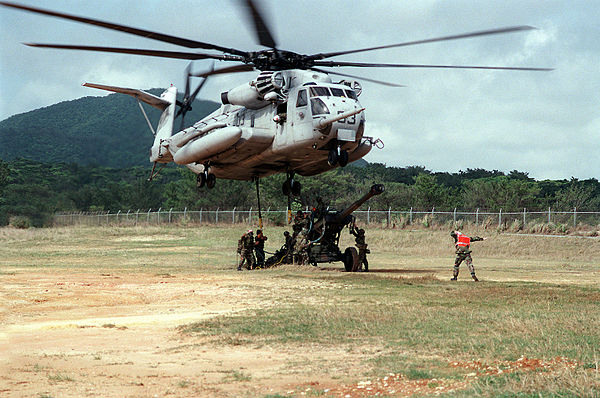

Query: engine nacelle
[221,71,285,109]
[221,82,269,110]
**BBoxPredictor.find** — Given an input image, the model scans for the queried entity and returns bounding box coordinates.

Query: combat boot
[472,274,479,282]
[450,277,457,281]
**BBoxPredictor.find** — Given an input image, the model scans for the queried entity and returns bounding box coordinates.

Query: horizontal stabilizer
[83,82,171,110]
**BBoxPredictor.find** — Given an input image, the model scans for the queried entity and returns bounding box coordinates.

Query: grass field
[1,225,599,397]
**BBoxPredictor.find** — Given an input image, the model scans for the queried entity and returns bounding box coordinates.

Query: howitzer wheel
[343,247,360,272]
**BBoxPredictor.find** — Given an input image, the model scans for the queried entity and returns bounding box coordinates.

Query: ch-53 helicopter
[1,1,551,226]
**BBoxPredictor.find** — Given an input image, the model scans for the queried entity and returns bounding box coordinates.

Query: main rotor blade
[0,1,249,57]
[191,64,256,78]
[240,0,277,48]
[311,68,405,87]
[313,60,553,71]
[309,26,537,60]
[24,43,245,61]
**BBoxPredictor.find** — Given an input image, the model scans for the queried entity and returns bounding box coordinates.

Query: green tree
[461,176,540,211]
[554,178,600,211]
[412,174,449,210]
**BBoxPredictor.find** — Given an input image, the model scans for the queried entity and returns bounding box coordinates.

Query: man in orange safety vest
[450,230,486,281]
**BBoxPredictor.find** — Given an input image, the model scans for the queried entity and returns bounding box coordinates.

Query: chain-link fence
[53,207,600,229]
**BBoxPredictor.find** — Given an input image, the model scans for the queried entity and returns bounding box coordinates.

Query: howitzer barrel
[337,184,385,221]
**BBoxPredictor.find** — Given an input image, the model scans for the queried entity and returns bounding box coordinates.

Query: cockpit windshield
[309,86,331,97]
[330,87,346,97]
[344,90,358,100]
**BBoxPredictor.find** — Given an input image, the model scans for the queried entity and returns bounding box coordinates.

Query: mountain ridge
[0,89,220,168]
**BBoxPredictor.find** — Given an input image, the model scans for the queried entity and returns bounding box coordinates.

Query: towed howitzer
[307,184,384,271]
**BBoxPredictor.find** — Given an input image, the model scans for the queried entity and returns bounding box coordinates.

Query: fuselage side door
[289,87,313,143]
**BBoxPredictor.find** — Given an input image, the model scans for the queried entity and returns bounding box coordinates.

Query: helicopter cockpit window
[296,89,308,107]
[311,98,330,115]
[330,88,346,97]
[309,86,331,97]
[344,90,358,100]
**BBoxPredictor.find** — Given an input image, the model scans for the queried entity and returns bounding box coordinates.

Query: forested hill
[0,89,220,168]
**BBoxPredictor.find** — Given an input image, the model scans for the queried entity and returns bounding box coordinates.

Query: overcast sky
[1,0,598,180]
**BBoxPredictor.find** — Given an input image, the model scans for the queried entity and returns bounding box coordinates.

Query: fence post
[199,208,202,224]
[169,208,173,223]
[216,207,219,224]
[548,207,551,224]
[499,208,502,227]
[476,208,479,226]
[232,207,236,224]
[249,207,252,224]
[523,208,526,226]
[409,207,413,225]
[136,209,139,226]
[147,208,151,223]
[157,207,162,224]
[453,208,456,223]
[183,207,187,222]
[387,207,391,228]
[574,207,577,227]
[367,207,371,225]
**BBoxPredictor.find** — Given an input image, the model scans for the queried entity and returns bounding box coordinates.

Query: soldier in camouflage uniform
[283,231,294,264]
[350,224,370,272]
[293,232,310,265]
[237,230,255,270]
[450,230,485,281]
[292,210,305,238]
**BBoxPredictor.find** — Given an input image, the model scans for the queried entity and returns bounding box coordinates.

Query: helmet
[359,229,365,234]
[248,229,253,234]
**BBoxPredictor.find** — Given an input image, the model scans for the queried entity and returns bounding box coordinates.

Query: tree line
[1,158,598,227]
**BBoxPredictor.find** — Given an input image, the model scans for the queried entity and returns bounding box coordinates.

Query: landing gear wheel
[339,150,349,167]
[291,180,302,196]
[327,149,338,166]
[343,247,360,272]
[206,173,216,189]
[196,172,206,188]
[282,180,292,196]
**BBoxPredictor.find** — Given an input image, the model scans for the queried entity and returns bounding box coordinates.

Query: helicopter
[1,1,551,226]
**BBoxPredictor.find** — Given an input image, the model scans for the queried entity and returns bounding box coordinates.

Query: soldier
[282,230,294,264]
[237,230,255,271]
[254,229,268,268]
[292,210,305,237]
[350,224,370,272]
[293,232,310,265]
[450,230,485,281]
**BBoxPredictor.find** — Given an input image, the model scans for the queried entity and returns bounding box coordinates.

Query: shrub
[510,219,523,232]
[9,216,31,229]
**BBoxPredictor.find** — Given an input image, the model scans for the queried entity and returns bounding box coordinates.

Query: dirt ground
[2,268,474,398]
[1,228,598,397]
